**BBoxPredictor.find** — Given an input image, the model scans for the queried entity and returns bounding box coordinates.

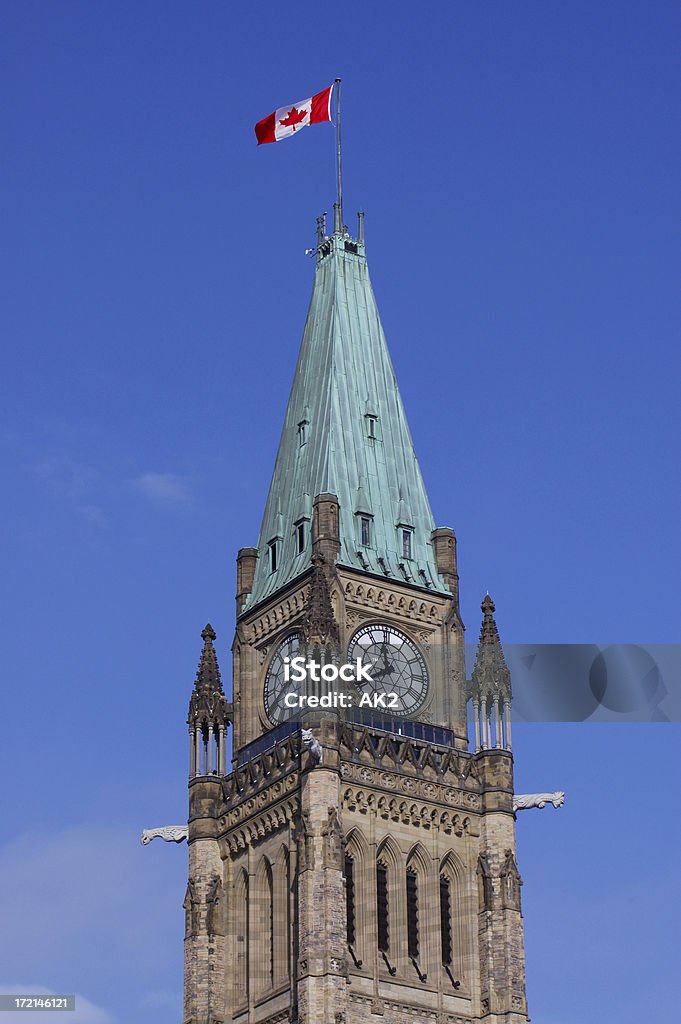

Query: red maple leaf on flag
[279,105,307,131]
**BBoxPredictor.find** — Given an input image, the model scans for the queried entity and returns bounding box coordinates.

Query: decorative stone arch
[345,825,370,855]
[233,866,249,1007]
[440,849,474,990]
[344,827,371,965]
[254,855,274,994]
[405,842,433,976]
[375,835,405,973]
[272,845,290,984]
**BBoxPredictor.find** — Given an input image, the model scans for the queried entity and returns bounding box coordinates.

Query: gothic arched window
[255,857,274,993]
[441,852,469,990]
[265,860,274,985]
[344,828,369,968]
[234,868,249,1005]
[273,847,290,984]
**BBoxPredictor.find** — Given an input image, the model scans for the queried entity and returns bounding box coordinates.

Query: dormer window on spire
[297,415,309,446]
[294,518,308,555]
[402,528,413,560]
[268,539,279,574]
[365,414,378,439]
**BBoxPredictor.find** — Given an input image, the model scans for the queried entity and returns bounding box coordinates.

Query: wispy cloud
[4,430,109,527]
[0,986,114,1023]
[30,455,98,500]
[26,454,108,524]
[134,472,193,506]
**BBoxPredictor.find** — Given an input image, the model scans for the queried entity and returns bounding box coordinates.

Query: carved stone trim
[343,579,445,625]
[343,783,475,834]
[224,796,297,852]
[341,762,481,811]
[220,732,301,810]
[349,993,443,1020]
[247,582,310,644]
[257,1012,290,1024]
[338,724,481,791]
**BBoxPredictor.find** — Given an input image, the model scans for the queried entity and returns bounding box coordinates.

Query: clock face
[348,624,429,717]
[264,632,301,725]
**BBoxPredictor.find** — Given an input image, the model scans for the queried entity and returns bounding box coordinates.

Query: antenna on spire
[335,78,342,230]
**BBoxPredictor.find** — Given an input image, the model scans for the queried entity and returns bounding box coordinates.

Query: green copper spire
[244,215,449,611]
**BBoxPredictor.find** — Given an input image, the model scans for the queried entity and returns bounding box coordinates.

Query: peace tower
[182,206,530,1024]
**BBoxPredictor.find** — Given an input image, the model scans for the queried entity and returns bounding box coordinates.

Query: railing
[234,714,454,768]
[236,721,299,766]
[345,709,454,748]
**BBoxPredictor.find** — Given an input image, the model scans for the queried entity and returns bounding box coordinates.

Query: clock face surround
[263,624,430,725]
[264,632,301,725]
[347,623,429,717]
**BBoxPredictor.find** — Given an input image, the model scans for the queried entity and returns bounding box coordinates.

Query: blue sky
[0,2,679,1022]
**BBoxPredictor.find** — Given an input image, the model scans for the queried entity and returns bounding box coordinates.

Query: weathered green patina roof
[244,216,449,611]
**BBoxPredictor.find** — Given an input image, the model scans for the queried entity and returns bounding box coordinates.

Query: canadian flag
[255,85,334,145]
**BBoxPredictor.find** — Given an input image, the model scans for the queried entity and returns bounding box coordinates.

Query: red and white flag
[255,84,334,145]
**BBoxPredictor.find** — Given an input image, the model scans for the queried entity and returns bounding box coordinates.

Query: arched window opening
[440,857,463,990]
[273,848,290,985]
[265,861,274,986]
[235,869,249,1004]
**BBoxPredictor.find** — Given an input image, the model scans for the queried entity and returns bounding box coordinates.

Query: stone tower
[184,209,529,1024]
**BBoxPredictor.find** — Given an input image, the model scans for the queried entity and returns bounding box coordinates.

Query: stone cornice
[341,772,479,834]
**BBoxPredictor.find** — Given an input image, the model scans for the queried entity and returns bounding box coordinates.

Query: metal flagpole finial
[335,78,342,231]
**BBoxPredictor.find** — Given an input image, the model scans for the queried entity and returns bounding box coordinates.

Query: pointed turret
[470,595,512,751]
[300,553,340,649]
[188,624,232,777]
[242,213,452,611]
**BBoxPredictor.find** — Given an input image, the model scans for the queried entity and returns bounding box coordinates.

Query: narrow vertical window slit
[344,854,356,947]
[376,861,389,953]
[440,874,453,967]
[406,867,419,959]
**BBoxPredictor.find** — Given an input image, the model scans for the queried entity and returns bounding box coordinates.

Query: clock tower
[183,206,529,1024]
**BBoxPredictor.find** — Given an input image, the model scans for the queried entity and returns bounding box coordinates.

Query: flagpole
[335,77,342,231]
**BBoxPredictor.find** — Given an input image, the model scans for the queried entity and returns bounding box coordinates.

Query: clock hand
[378,643,393,673]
